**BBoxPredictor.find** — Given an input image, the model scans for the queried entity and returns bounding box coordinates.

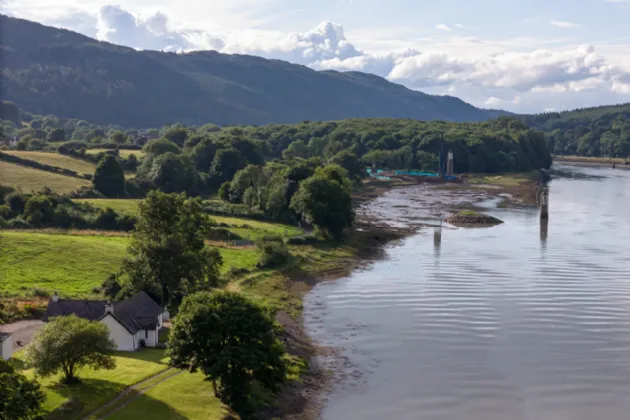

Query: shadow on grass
[47,378,124,420]
[46,378,191,420]
[113,348,167,363]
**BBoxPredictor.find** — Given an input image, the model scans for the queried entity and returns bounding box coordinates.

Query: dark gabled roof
[44,291,162,335]
[44,299,108,322]
[113,291,163,332]
[0,332,11,343]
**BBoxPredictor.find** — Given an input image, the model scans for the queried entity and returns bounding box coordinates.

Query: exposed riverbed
[305,164,630,420]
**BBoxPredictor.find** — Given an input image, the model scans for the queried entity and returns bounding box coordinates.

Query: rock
[444,211,504,227]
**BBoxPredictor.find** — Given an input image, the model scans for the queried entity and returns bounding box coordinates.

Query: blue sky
[2,0,630,113]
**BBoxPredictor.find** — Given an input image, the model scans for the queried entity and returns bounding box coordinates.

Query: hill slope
[0,14,500,128]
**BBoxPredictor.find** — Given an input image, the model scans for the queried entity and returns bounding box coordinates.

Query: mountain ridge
[0,14,507,128]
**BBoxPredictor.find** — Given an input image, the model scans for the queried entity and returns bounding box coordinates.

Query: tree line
[518,103,630,158]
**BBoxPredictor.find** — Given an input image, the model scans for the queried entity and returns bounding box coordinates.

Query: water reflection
[540,217,549,251]
[433,227,441,258]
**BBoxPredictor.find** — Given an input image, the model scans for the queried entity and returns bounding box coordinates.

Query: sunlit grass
[3,151,96,175]
[0,161,90,194]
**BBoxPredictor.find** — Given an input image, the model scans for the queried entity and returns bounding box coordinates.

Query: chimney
[105,301,114,314]
[52,291,59,303]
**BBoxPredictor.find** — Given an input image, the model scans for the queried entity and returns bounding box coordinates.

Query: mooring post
[446,151,454,177]
[540,189,549,219]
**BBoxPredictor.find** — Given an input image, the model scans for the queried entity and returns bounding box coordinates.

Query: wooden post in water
[540,189,549,219]
[446,151,454,177]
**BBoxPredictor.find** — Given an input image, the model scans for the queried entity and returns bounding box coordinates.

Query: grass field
[107,372,230,420]
[0,161,90,194]
[13,349,169,420]
[0,231,128,296]
[1,231,259,297]
[87,149,145,159]
[3,151,96,175]
[74,199,142,216]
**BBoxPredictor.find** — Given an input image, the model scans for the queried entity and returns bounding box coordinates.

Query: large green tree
[290,173,354,239]
[25,315,116,384]
[210,148,247,185]
[167,291,286,418]
[122,191,222,310]
[93,155,125,197]
[0,359,45,420]
[147,153,198,194]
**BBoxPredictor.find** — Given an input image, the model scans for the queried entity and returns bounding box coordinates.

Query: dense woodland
[0,100,553,235]
[0,14,504,128]
[518,103,630,157]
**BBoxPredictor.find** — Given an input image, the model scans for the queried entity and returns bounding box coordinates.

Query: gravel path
[0,320,44,349]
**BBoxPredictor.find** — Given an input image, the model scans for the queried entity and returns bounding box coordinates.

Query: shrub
[286,235,318,245]
[7,217,31,229]
[207,227,241,242]
[256,237,291,269]
[5,191,27,214]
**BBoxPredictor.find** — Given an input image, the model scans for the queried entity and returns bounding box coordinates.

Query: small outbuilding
[0,332,12,360]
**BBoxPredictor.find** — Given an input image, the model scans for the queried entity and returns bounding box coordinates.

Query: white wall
[1,336,12,360]
[142,329,158,347]
[100,314,135,351]
[161,311,169,322]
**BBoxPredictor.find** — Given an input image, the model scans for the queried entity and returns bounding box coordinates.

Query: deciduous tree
[93,155,125,197]
[25,315,116,384]
[167,291,286,418]
[122,191,222,310]
[0,359,45,420]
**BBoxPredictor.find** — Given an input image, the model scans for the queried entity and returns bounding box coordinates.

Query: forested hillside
[519,103,630,157]
[0,14,500,128]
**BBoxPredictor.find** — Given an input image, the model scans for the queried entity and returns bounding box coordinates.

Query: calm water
[305,165,630,420]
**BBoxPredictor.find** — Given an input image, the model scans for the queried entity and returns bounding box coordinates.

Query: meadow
[0,231,259,297]
[0,161,90,194]
[3,151,97,175]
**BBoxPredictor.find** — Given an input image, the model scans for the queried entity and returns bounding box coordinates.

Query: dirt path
[83,368,182,420]
[0,320,44,349]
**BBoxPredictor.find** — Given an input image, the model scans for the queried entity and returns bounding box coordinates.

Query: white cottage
[0,332,12,360]
[44,291,166,351]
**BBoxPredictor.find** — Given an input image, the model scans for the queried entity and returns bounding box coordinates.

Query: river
[304,165,630,420]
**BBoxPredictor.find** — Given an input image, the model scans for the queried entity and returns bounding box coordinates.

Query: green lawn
[106,372,231,420]
[13,349,169,420]
[3,151,96,175]
[0,161,90,194]
[1,231,258,297]
[87,149,145,159]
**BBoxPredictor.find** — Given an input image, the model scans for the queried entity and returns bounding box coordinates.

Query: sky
[2,0,630,113]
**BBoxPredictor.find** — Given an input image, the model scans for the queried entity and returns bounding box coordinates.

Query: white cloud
[436,24,452,32]
[2,3,630,113]
[549,20,580,28]
[484,97,503,106]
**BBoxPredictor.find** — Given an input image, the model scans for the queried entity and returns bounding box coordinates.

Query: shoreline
[273,172,541,419]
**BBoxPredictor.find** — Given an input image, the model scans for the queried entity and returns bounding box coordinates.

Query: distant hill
[516,103,630,157]
[0,14,504,128]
